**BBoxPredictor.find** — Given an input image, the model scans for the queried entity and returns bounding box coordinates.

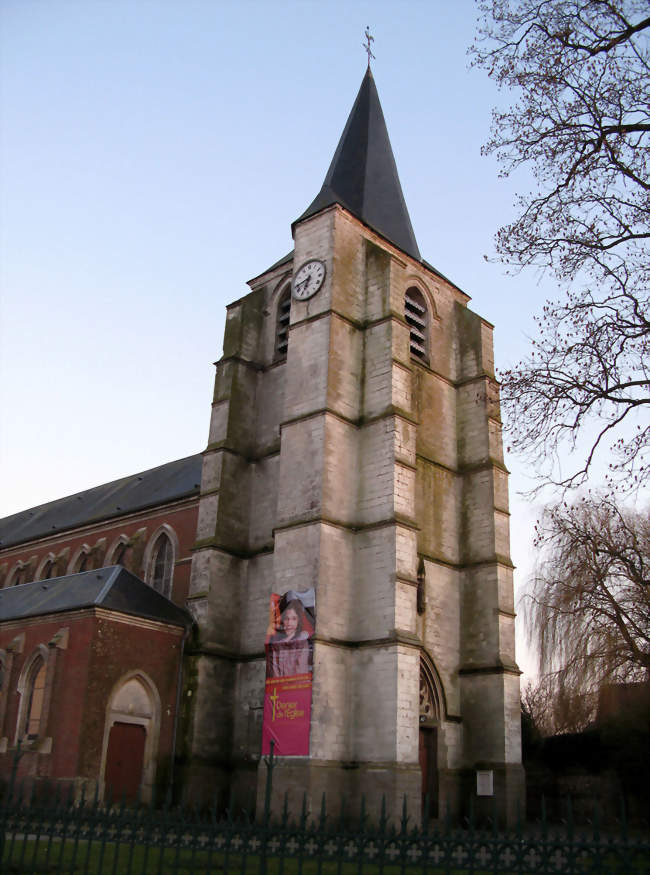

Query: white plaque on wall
[476,769,494,796]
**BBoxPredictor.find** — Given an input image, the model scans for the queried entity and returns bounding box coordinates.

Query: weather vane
[363,26,375,68]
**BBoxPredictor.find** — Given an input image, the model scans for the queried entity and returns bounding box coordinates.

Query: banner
[261,588,315,756]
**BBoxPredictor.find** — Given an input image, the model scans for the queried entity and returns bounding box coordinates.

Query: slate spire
[296,68,420,261]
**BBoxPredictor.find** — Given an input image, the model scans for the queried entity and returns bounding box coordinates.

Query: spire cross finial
[363,26,375,68]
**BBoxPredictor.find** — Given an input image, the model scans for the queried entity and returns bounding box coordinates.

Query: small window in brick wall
[113,543,127,566]
[24,656,46,739]
[150,533,174,600]
[10,565,29,586]
[275,287,291,360]
[41,560,56,580]
[405,287,428,361]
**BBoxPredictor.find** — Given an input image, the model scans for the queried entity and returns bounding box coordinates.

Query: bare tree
[472,1,650,490]
[522,675,595,735]
[525,495,649,727]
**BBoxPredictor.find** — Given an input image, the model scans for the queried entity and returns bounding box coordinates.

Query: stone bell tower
[186,67,524,825]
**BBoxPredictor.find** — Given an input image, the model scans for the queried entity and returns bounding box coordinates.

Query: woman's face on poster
[282,607,299,638]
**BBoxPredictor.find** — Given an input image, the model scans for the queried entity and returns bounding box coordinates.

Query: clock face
[292,259,326,301]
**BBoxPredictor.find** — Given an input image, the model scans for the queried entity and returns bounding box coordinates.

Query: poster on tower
[261,588,316,756]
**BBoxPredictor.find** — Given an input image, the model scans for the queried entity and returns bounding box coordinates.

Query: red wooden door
[105,722,146,803]
[419,727,438,818]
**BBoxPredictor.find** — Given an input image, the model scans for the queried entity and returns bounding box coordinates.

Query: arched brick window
[404,286,429,362]
[275,286,291,360]
[74,551,89,573]
[0,649,10,738]
[41,560,56,580]
[23,655,47,739]
[149,532,174,599]
[9,564,28,587]
[109,538,130,569]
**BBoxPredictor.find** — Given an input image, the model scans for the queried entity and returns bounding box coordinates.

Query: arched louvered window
[150,533,174,599]
[405,287,428,361]
[275,287,291,360]
[74,551,88,573]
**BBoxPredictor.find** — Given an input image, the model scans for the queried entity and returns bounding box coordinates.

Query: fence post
[8,740,23,802]
[619,794,627,842]
[263,739,275,826]
[0,741,23,865]
[260,739,276,875]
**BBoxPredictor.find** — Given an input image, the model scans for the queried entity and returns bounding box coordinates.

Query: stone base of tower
[254,760,422,826]
[181,757,233,809]
[459,763,526,828]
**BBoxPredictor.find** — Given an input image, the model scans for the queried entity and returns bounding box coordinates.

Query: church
[0,66,524,823]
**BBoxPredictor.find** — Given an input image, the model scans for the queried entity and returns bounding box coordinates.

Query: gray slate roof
[0,454,202,550]
[0,565,192,629]
[296,68,421,262]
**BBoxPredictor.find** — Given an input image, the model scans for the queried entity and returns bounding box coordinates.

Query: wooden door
[105,722,146,803]
[419,727,438,818]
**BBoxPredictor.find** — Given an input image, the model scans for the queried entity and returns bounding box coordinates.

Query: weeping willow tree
[525,495,649,732]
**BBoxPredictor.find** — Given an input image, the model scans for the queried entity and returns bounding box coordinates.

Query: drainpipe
[167,622,191,804]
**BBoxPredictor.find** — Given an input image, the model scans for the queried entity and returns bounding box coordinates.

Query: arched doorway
[419,657,442,819]
[100,673,160,804]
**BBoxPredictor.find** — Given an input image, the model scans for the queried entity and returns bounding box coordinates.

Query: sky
[0,0,567,678]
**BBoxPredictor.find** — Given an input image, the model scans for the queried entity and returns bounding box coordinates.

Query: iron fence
[1,750,648,874]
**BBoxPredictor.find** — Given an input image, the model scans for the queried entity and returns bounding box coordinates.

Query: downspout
[167,621,191,804]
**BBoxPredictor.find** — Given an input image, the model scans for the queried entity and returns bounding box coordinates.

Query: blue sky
[1,0,565,676]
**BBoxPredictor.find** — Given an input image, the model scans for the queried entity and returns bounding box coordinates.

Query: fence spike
[620,794,627,841]
[209,788,218,821]
[380,794,387,832]
[53,780,61,810]
[300,791,308,830]
[401,794,408,832]
[319,791,327,828]
[263,740,274,825]
[593,796,600,842]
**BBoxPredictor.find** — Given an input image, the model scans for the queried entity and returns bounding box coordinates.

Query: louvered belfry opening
[276,288,291,359]
[405,287,428,360]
